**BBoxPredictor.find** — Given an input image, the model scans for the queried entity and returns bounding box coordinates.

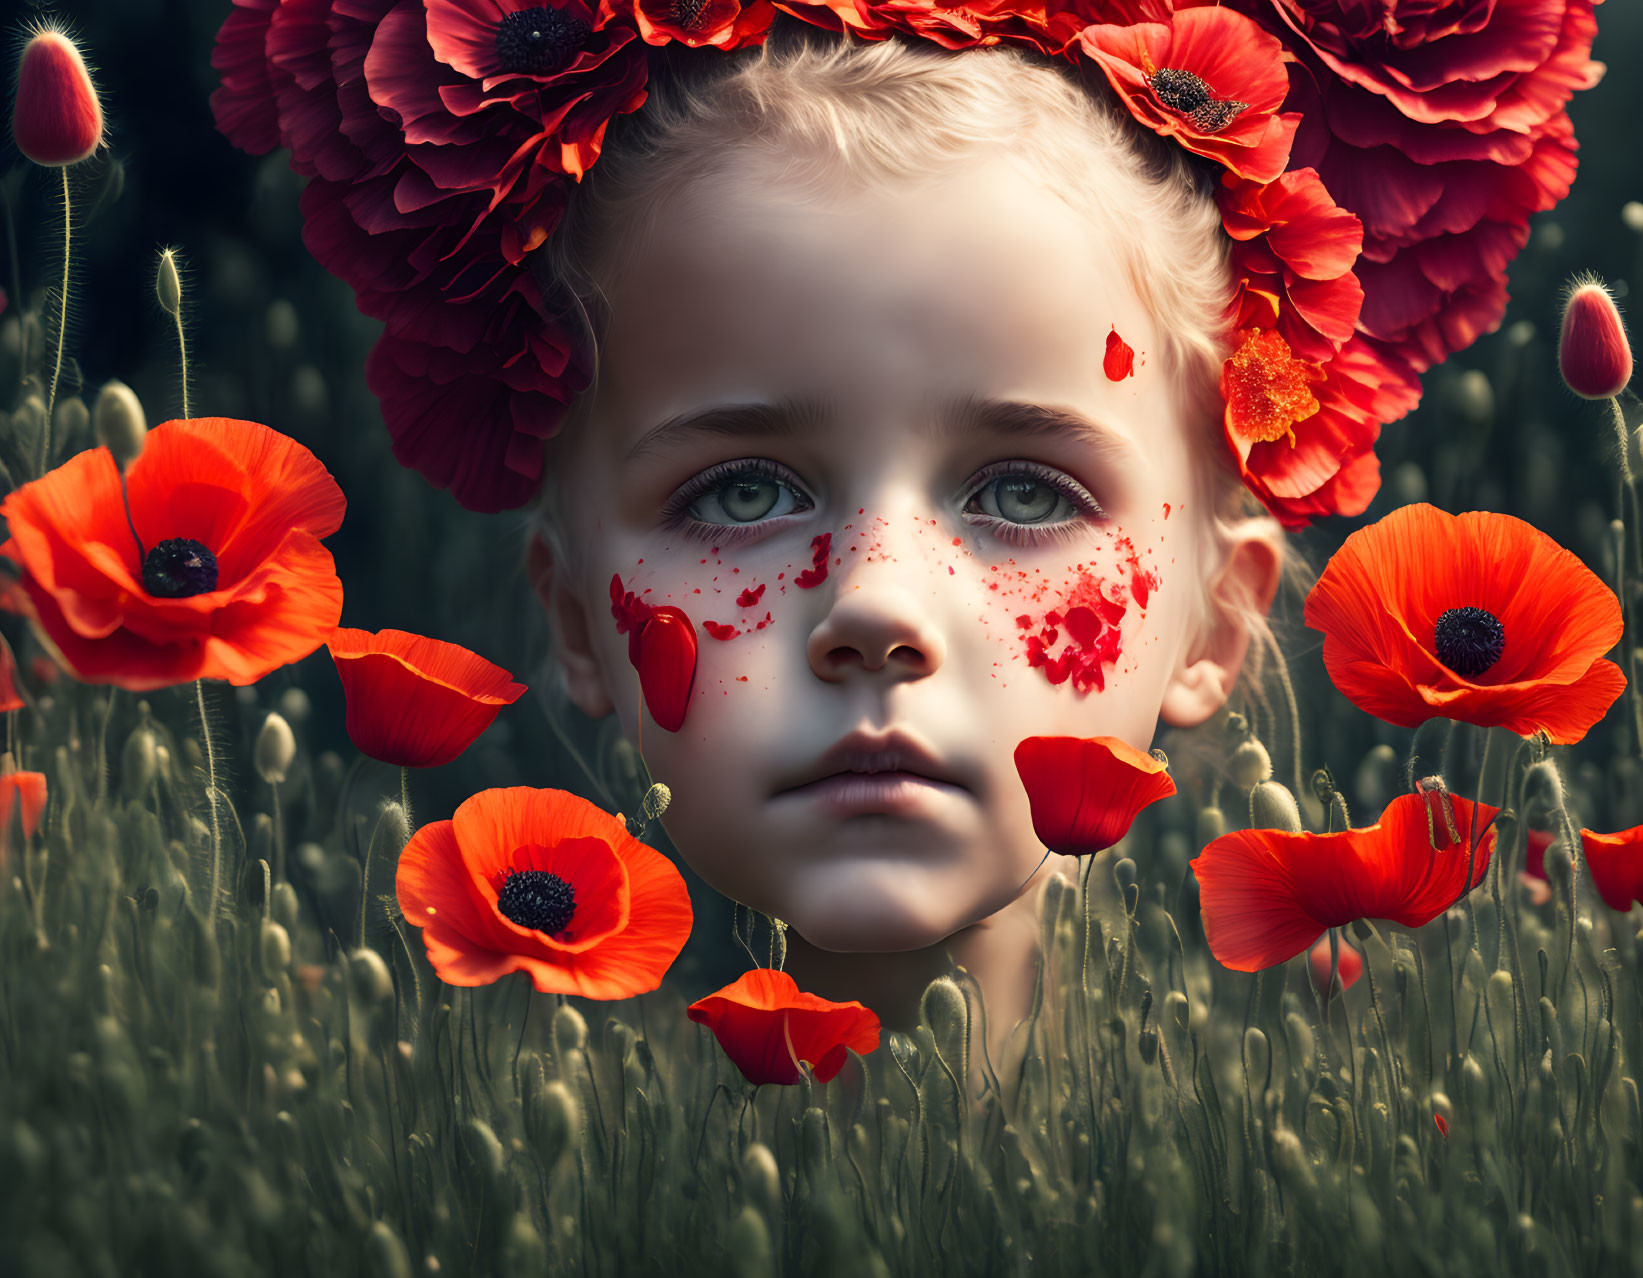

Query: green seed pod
[1229,738,1273,790]
[1250,781,1303,833]
[255,713,296,785]
[377,801,413,851]
[156,249,183,316]
[260,920,291,973]
[349,948,394,1006]
[459,1117,506,1182]
[920,975,968,1080]
[554,1003,588,1055]
[523,1071,580,1170]
[740,1141,782,1222]
[726,1206,774,1278]
[641,782,672,820]
[1460,1053,1490,1115]
[365,1221,414,1278]
[271,882,299,935]
[1196,805,1226,848]
[121,725,159,797]
[92,382,147,473]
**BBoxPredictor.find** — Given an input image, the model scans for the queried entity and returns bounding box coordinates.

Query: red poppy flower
[1192,791,1498,972]
[1013,735,1176,857]
[0,769,47,867]
[11,29,104,168]
[1304,504,1624,743]
[1575,825,1643,914]
[1306,933,1363,997]
[632,0,775,48]
[328,628,527,768]
[687,968,881,1085]
[1076,8,1300,183]
[0,419,345,691]
[396,786,693,996]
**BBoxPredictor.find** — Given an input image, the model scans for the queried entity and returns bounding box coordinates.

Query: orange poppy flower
[0,418,345,691]
[1575,825,1643,913]
[395,786,692,998]
[1013,735,1176,856]
[328,628,526,768]
[687,968,881,1085]
[1191,791,1497,972]
[1304,504,1624,744]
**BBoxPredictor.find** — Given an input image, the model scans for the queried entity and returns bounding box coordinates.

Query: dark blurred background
[3,0,1640,987]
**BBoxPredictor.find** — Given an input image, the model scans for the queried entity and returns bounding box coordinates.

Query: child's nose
[804,525,948,683]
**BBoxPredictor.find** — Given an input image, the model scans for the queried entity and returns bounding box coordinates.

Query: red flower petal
[328,627,526,768]
[634,607,698,733]
[0,770,48,845]
[1013,735,1176,856]
[1306,933,1363,997]
[1193,792,1498,972]
[12,30,104,168]
[687,968,881,1085]
[1579,825,1643,914]
[1103,327,1135,381]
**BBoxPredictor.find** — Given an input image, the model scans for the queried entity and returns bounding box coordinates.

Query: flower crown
[210,0,1604,524]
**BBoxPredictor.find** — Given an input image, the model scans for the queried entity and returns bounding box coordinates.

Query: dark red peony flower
[1218,167,1365,364]
[1076,7,1300,183]
[1305,504,1624,743]
[1013,735,1176,856]
[396,786,694,995]
[1192,791,1498,972]
[1224,0,1604,376]
[687,968,882,1085]
[12,28,104,168]
[328,628,527,768]
[0,419,345,691]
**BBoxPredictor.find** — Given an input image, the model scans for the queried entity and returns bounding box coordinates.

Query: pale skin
[531,147,1282,1093]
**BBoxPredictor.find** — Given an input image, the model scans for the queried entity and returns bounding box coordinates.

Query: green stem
[174,298,190,419]
[196,679,222,916]
[400,766,413,829]
[44,166,71,454]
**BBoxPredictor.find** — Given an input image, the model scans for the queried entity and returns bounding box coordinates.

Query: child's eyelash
[658,457,1104,546]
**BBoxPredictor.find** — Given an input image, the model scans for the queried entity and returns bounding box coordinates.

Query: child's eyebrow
[622,394,1139,466]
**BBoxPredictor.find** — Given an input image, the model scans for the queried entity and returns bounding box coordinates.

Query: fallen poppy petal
[328,627,526,768]
[1014,735,1176,856]
[635,606,697,733]
[687,968,881,1085]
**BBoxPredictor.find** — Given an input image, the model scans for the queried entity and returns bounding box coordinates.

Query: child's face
[543,150,1235,952]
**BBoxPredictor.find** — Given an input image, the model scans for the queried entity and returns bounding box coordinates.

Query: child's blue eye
[661,459,813,534]
[962,462,1106,543]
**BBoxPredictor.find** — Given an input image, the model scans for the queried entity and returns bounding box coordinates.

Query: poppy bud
[156,248,183,318]
[1196,804,1226,847]
[553,1002,588,1055]
[1228,739,1272,790]
[11,29,103,168]
[1558,278,1633,400]
[93,380,146,468]
[349,947,394,1005]
[522,1069,580,1169]
[1249,781,1302,833]
[255,712,296,785]
[727,1206,775,1278]
[739,1142,782,1221]
[121,725,158,797]
[365,1221,414,1278]
[260,920,291,972]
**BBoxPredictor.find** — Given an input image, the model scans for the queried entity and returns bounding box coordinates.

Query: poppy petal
[635,606,697,733]
[1306,934,1364,997]
[1013,735,1176,856]
[328,627,526,767]
[687,969,881,1085]
[1580,825,1643,913]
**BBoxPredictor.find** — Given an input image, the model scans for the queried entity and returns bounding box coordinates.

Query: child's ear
[528,530,617,720]
[1159,517,1285,729]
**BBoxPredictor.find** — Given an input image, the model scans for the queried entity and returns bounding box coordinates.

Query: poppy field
[4,1,1643,1275]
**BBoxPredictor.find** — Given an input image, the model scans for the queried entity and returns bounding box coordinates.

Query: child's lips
[772,771,968,818]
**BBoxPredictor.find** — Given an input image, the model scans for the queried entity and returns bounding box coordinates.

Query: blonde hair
[532,18,1311,741]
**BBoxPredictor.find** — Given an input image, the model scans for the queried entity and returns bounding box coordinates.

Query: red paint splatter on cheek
[793,532,832,589]
[736,582,766,607]
[703,620,741,641]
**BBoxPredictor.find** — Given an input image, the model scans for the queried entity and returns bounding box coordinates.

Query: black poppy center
[495,6,591,76]
[142,538,219,599]
[497,869,576,936]
[1434,605,1505,678]
[1148,67,1249,135]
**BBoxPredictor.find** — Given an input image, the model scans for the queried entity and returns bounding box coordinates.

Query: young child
[524,26,1285,1072]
